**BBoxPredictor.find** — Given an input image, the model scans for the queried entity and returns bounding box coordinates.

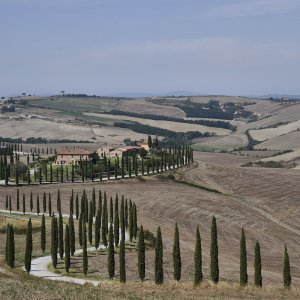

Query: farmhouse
[110,146,143,157]
[55,147,95,165]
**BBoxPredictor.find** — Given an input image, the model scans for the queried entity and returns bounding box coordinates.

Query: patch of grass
[0,216,40,234]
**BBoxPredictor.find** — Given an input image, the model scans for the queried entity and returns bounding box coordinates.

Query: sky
[1,0,300,96]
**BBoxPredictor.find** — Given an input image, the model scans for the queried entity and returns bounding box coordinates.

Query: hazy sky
[1,0,300,96]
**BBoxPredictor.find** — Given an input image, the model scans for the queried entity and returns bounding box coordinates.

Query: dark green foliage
[92,188,96,217]
[194,226,202,285]
[16,189,19,211]
[51,215,58,268]
[5,195,8,210]
[75,193,79,220]
[108,223,115,279]
[138,225,145,282]
[240,228,248,286]
[69,214,75,256]
[41,214,46,254]
[57,189,61,214]
[114,196,119,247]
[82,222,88,276]
[254,241,262,287]
[36,195,40,215]
[102,207,107,248]
[65,224,70,273]
[110,196,113,224]
[125,198,128,229]
[133,203,137,239]
[129,202,133,242]
[9,196,12,213]
[283,245,291,288]
[120,197,125,242]
[173,223,181,282]
[210,216,219,284]
[43,192,46,213]
[119,239,126,283]
[70,190,74,215]
[58,213,64,259]
[95,209,100,249]
[48,193,52,217]
[79,213,83,247]
[155,226,163,285]
[88,201,93,245]
[6,224,15,268]
[24,218,32,274]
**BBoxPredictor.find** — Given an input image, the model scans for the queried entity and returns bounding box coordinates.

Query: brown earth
[1,151,300,286]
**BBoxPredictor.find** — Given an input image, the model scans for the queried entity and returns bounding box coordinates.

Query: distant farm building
[55,147,96,165]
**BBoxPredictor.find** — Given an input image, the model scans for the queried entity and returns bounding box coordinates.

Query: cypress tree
[75,193,79,220]
[125,198,128,229]
[133,203,137,239]
[120,197,125,242]
[16,189,19,211]
[79,213,83,247]
[92,188,96,217]
[41,214,46,254]
[254,241,262,287]
[5,224,10,264]
[129,203,133,242]
[102,207,107,248]
[283,245,291,288]
[70,190,74,215]
[9,196,12,213]
[69,214,75,256]
[24,218,32,274]
[30,191,33,212]
[57,189,61,214]
[109,196,113,224]
[108,223,115,279]
[114,196,119,247]
[173,222,181,282]
[65,224,70,273]
[240,228,248,286]
[119,239,126,283]
[95,209,100,249]
[10,225,15,268]
[36,195,40,215]
[43,192,46,213]
[82,222,88,276]
[22,193,26,215]
[155,226,163,284]
[138,225,145,282]
[51,215,58,268]
[48,193,52,217]
[88,201,93,245]
[194,225,202,285]
[210,216,219,284]
[5,195,8,210]
[58,213,64,259]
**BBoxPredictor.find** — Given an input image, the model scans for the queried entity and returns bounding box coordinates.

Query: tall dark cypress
[48,193,52,217]
[57,189,61,214]
[75,193,79,220]
[120,197,125,242]
[77,212,83,247]
[5,224,10,264]
[283,245,291,288]
[108,223,115,279]
[102,206,107,248]
[82,222,88,276]
[92,188,96,217]
[155,226,163,284]
[125,198,128,229]
[69,214,75,256]
[6,224,15,268]
[210,216,219,284]
[138,225,145,282]
[65,224,70,273]
[109,196,113,224]
[9,196,12,213]
[88,201,93,245]
[5,195,8,210]
[51,215,58,268]
[129,202,133,242]
[70,190,74,215]
[119,239,126,283]
[41,214,46,254]
[194,225,202,285]
[95,209,100,249]
[133,203,137,239]
[43,192,47,213]
[58,213,64,259]
[24,218,32,274]
[254,241,262,287]
[173,222,181,282]
[114,196,119,247]
[240,228,248,286]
